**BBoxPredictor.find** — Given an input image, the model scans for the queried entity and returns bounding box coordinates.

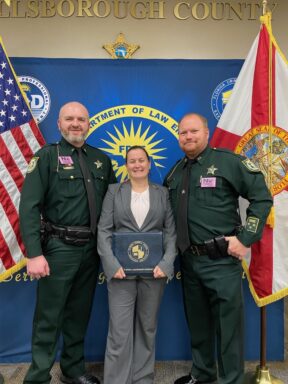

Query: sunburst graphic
[99,121,166,181]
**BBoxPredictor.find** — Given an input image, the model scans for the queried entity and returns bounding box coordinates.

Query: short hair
[125,145,150,163]
[178,113,208,128]
[58,101,89,119]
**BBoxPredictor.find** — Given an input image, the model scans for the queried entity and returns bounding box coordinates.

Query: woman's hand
[113,267,126,279]
[153,266,166,279]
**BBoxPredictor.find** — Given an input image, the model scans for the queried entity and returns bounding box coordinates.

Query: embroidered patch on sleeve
[27,157,39,173]
[245,216,260,233]
[242,158,260,172]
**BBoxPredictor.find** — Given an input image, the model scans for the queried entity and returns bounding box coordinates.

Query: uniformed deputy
[164,113,273,384]
[19,102,116,384]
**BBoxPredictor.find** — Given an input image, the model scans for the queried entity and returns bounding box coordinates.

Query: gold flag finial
[4,0,11,6]
[262,0,268,15]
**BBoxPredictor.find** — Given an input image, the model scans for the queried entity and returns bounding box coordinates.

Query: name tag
[59,156,73,165]
[63,166,75,170]
[201,177,216,188]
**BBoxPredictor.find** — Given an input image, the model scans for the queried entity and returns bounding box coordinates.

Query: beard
[62,131,87,145]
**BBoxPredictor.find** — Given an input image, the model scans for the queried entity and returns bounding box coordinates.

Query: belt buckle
[190,244,200,256]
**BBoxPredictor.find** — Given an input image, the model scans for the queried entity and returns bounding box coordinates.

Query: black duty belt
[187,227,243,259]
[189,244,208,256]
[188,235,229,260]
[50,223,92,238]
[41,222,93,246]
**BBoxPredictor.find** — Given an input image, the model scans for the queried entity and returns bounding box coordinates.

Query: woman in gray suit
[97,145,177,384]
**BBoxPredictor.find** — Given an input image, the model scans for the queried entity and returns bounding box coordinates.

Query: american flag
[0,37,45,282]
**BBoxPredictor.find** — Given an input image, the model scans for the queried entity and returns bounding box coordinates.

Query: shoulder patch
[242,158,260,172]
[245,216,259,233]
[27,157,39,173]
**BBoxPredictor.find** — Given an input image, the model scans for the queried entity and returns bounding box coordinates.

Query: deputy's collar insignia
[27,157,39,173]
[207,165,218,175]
[103,33,140,59]
[94,160,103,169]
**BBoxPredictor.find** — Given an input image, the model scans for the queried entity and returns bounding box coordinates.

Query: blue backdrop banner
[0,58,284,363]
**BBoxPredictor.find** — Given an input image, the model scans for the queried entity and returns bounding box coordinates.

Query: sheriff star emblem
[103,33,140,59]
[94,160,103,169]
[207,165,218,175]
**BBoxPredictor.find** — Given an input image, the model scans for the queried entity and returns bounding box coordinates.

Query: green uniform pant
[181,252,244,384]
[24,238,99,384]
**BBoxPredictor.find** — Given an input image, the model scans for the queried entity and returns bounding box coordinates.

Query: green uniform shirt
[164,146,273,247]
[19,138,116,258]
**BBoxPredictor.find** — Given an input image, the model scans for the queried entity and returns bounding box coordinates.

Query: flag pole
[243,1,284,383]
[262,0,268,15]
[243,306,284,383]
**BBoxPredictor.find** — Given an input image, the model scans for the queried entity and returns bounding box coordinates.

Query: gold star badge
[103,33,140,59]
[207,165,218,175]
[94,160,103,169]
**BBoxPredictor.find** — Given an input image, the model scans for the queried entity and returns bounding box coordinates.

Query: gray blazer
[97,181,177,281]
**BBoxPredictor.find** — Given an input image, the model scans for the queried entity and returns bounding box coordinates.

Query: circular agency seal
[235,125,288,196]
[87,105,180,182]
[18,76,51,123]
[211,78,237,120]
[128,241,149,263]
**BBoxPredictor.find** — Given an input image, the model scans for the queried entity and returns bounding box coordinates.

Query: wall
[0,1,287,59]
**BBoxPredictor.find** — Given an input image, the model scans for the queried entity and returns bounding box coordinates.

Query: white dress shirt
[131,187,150,228]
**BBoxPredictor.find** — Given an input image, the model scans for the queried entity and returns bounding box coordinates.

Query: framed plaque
[112,231,163,276]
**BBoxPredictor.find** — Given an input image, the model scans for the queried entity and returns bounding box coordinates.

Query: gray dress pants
[104,277,166,384]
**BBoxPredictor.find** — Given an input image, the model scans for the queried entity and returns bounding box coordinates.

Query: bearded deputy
[19,101,116,384]
[164,113,273,384]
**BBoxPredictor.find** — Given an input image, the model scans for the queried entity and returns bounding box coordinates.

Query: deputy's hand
[153,266,166,278]
[26,255,50,279]
[224,236,249,260]
[113,267,126,279]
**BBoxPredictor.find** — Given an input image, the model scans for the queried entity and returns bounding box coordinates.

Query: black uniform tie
[176,158,195,253]
[76,148,97,235]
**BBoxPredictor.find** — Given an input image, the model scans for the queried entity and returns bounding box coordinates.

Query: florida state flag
[210,12,288,306]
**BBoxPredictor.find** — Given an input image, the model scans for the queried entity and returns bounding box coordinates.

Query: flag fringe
[0,259,27,283]
[242,260,288,307]
[266,206,275,228]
